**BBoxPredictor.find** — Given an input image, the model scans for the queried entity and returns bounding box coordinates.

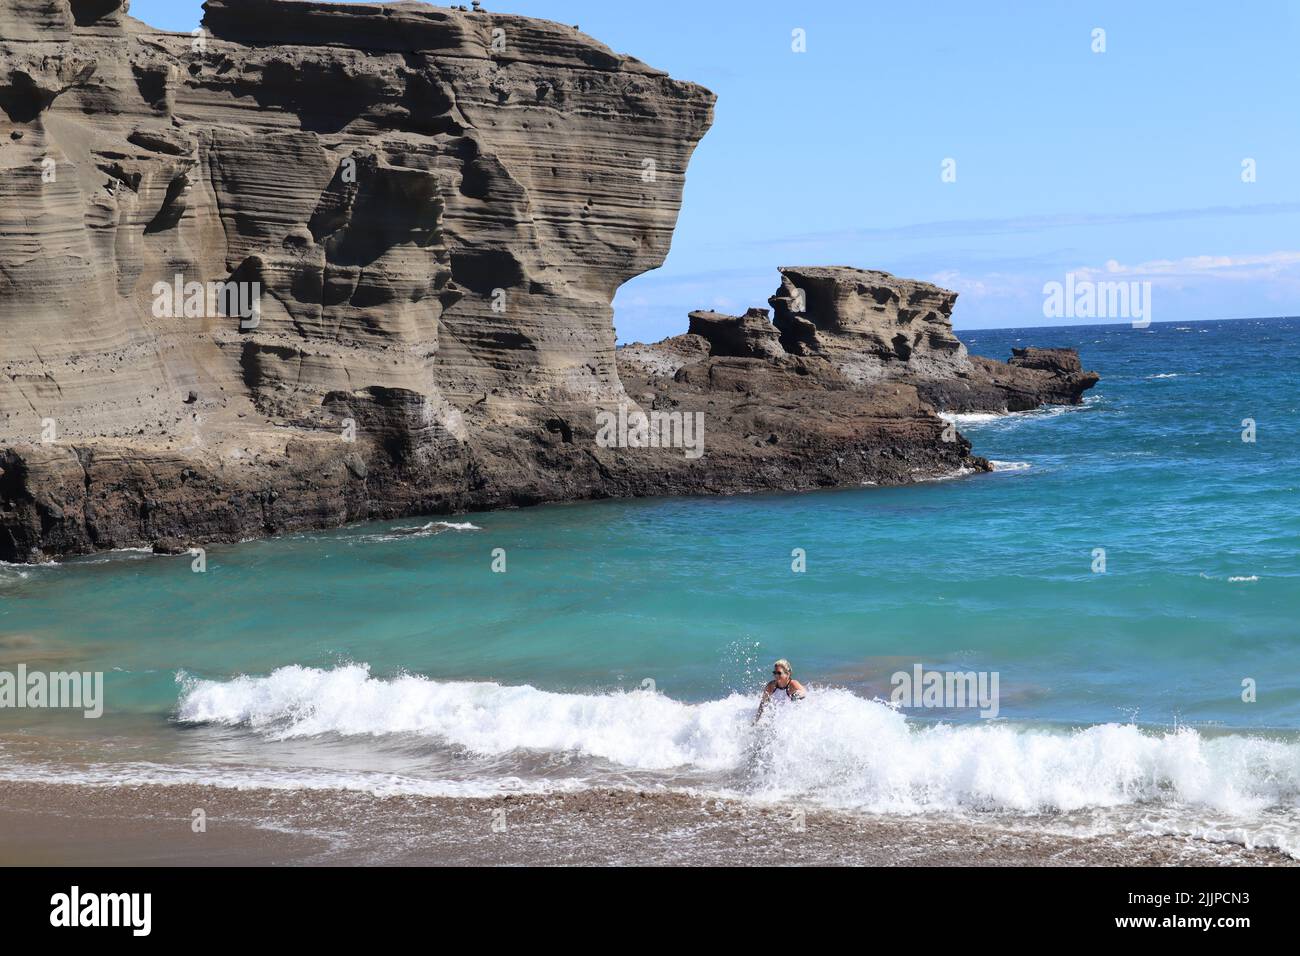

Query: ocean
[2,317,1298,862]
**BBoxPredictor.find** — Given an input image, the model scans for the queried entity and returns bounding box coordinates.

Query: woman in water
[755,659,806,721]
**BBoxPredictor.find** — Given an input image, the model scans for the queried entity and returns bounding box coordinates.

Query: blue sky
[131,0,1300,336]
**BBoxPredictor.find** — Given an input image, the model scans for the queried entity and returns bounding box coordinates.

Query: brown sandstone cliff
[0,1,1095,563]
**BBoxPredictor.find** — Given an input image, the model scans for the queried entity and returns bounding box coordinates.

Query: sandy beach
[0,781,1292,867]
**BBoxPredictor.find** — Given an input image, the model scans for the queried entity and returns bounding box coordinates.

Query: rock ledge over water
[0,2,1094,561]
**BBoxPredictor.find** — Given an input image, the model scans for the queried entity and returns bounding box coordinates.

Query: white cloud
[929,270,991,297]
[1074,251,1300,283]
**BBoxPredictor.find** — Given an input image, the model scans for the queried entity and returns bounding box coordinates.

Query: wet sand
[0,781,1293,866]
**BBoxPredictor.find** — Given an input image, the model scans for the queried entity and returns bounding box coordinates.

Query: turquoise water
[2,317,1298,853]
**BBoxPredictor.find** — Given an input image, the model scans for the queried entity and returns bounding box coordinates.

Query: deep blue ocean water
[2,317,1298,854]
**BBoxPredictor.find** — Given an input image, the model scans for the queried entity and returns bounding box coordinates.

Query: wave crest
[176,665,1300,818]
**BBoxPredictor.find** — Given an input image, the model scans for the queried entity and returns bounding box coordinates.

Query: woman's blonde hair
[773,659,791,674]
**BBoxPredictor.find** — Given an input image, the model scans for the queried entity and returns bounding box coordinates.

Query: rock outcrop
[917,347,1101,413]
[764,266,1098,410]
[627,267,1103,420]
[769,266,970,383]
[687,309,785,360]
[0,2,1096,562]
[617,266,1098,496]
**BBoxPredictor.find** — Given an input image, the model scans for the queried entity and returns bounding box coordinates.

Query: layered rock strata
[0,2,1095,562]
[617,266,1098,501]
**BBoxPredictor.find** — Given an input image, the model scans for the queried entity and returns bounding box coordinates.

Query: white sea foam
[175,666,1300,826]
[988,460,1031,472]
[938,411,1005,426]
[0,567,31,585]
[938,396,1097,430]
[70,547,159,565]
[1229,576,1259,583]
[0,757,583,800]
[358,520,482,542]
[393,520,481,534]
[1147,373,1179,379]
[910,466,976,483]
[178,665,749,771]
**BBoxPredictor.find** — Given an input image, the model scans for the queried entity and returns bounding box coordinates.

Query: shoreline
[2,470,1007,568]
[0,781,1292,867]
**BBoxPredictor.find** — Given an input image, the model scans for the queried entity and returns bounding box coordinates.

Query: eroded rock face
[687,309,785,360]
[770,266,971,383]
[0,4,1095,562]
[918,348,1101,413]
[725,267,1097,412]
[615,349,983,493]
[0,0,715,560]
[617,267,1099,493]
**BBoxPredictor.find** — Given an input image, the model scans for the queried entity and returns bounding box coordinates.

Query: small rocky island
[0,0,1096,562]
[616,266,1097,496]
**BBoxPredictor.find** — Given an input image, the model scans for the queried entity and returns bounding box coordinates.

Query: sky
[129,0,1300,337]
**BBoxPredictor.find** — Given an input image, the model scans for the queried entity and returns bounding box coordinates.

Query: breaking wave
[175,665,1300,824]
[939,396,1098,430]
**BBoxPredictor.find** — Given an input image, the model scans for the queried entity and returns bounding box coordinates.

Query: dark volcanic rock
[687,308,786,360]
[152,537,192,555]
[0,4,1096,562]
[616,349,986,492]
[916,349,1102,413]
[618,266,1099,496]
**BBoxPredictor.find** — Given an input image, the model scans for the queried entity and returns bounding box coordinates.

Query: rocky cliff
[764,266,1099,411]
[0,1,1095,562]
[617,266,1098,495]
